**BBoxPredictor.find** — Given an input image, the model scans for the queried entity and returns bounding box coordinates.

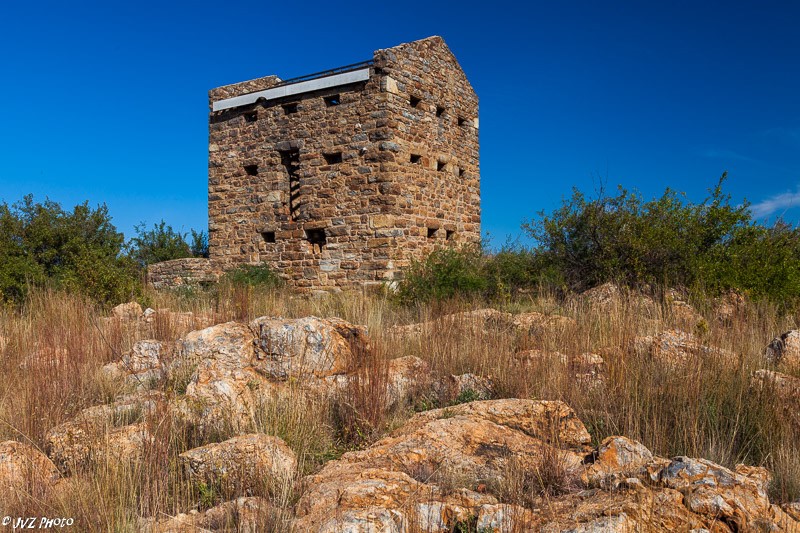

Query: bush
[221,263,283,288]
[523,173,800,305]
[706,221,800,302]
[522,174,747,291]
[396,246,488,304]
[396,243,555,305]
[189,229,209,259]
[0,195,139,304]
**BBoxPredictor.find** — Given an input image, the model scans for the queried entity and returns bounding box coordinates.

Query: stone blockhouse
[208,36,480,291]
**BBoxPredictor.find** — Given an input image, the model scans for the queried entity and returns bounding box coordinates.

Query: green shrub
[221,263,283,288]
[396,246,488,304]
[706,221,800,302]
[522,175,749,292]
[522,173,800,305]
[0,195,139,305]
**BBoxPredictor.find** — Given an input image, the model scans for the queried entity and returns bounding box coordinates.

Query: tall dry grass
[0,284,798,529]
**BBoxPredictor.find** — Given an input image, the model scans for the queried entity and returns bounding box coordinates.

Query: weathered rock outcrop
[175,321,263,431]
[98,317,429,435]
[665,289,703,328]
[751,368,800,402]
[576,282,659,318]
[292,398,799,532]
[250,316,369,379]
[45,391,163,474]
[45,315,799,532]
[715,290,746,325]
[385,355,432,408]
[512,311,577,335]
[515,350,606,389]
[390,308,514,338]
[102,339,169,389]
[0,440,59,498]
[141,496,281,532]
[432,372,494,403]
[111,301,143,321]
[102,302,215,334]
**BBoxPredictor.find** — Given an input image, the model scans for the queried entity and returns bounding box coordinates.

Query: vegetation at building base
[398,174,800,309]
[2,173,799,314]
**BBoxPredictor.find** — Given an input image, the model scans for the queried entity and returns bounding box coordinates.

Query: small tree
[190,229,209,258]
[128,221,210,266]
[128,220,193,267]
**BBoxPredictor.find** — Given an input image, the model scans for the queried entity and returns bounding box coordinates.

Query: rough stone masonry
[205,36,480,292]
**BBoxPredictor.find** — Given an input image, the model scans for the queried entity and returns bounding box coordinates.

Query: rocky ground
[1,286,799,531]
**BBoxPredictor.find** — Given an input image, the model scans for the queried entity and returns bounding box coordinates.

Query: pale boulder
[249,316,369,379]
[293,399,590,531]
[179,434,296,496]
[750,369,800,404]
[102,339,168,389]
[111,301,143,320]
[635,329,734,368]
[659,456,772,529]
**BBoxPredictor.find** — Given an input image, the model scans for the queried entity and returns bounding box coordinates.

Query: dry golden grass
[0,284,798,529]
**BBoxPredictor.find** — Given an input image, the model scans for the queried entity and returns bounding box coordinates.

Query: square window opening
[244,164,258,176]
[323,152,343,164]
[437,161,446,172]
[458,167,466,177]
[446,230,455,241]
[436,105,445,117]
[323,94,340,107]
[244,111,258,122]
[261,231,276,243]
[410,154,422,165]
[306,228,327,251]
[410,95,422,108]
[427,227,437,239]
[283,103,298,114]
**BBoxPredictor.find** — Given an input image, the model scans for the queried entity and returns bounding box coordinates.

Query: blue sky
[1,1,799,247]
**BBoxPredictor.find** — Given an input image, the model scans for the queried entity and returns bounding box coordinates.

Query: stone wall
[147,258,218,290]
[208,36,480,292]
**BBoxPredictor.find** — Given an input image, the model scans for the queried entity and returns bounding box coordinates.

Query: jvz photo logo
[1,517,74,529]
